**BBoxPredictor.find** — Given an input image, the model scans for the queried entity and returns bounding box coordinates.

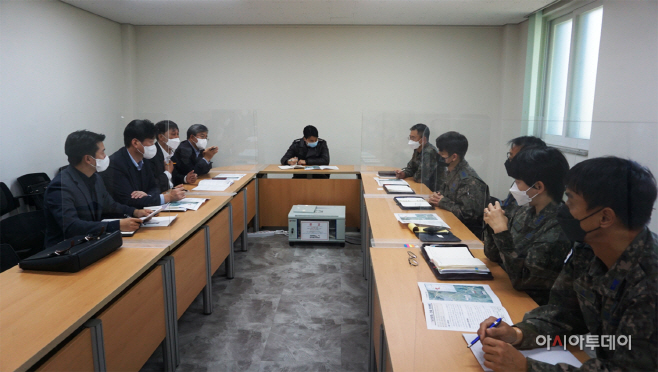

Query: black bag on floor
[19,229,122,273]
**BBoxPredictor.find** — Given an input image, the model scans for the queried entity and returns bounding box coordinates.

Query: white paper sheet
[385,185,415,193]
[462,334,582,371]
[192,180,233,191]
[394,213,449,228]
[148,198,208,212]
[212,173,246,181]
[396,197,432,208]
[319,166,339,170]
[375,178,409,186]
[417,283,512,331]
[142,215,177,227]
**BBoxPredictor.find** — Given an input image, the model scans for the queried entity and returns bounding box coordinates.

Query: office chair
[16,172,51,210]
[1,244,20,272]
[0,182,47,259]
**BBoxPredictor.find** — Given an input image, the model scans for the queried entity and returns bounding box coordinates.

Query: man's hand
[481,337,527,372]
[131,191,148,199]
[203,146,218,161]
[185,171,198,184]
[174,184,185,190]
[120,218,142,232]
[298,159,306,165]
[484,201,508,234]
[477,316,518,344]
[165,188,186,203]
[428,192,443,206]
[288,157,298,165]
[395,170,406,179]
[133,209,153,218]
[165,160,174,173]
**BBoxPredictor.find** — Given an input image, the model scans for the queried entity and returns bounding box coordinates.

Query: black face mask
[557,204,603,243]
[504,159,514,178]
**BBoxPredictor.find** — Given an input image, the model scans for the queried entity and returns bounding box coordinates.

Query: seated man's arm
[194,155,212,176]
[491,224,571,294]
[306,143,330,166]
[438,179,487,223]
[483,226,503,264]
[281,142,298,165]
[173,145,194,176]
[401,157,417,178]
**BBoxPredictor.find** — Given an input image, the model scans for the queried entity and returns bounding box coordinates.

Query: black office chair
[0,182,47,259]
[16,172,51,210]
[1,244,20,272]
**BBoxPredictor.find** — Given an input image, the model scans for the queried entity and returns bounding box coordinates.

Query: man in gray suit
[44,130,151,247]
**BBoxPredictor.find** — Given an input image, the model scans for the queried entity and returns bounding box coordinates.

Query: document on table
[192,180,233,191]
[142,215,177,227]
[417,283,512,331]
[394,213,449,228]
[375,178,409,186]
[146,198,207,212]
[462,333,582,370]
[212,173,246,181]
[319,166,339,170]
[395,197,432,208]
[278,165,305,169]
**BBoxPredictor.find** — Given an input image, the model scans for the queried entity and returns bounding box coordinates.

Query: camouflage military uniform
[483,201,571,305]
[402,143,445,192]
[437,159,489,237]
[514,227,658,372]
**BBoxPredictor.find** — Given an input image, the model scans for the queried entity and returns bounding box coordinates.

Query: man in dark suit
[44,130,150,247]
[147,120,198,193]
[173,124,218,177]
[102,119,185,209]
[280,125,330,179]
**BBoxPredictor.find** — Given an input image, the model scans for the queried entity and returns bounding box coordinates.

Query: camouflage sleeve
[402,156,417,179]
[419,152,440,189]
[525,286,656,371]
[483,226,503,264]
[438,179,487,223]
[491,224,571,294]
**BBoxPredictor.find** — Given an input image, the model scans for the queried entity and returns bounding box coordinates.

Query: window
[524,3,603,154]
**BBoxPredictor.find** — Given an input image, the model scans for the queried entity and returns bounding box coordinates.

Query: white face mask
[166,138,180,152]
[92,156,110,173]
[509,182,538,206]
[195,138,208,150]
[140,143,157,159]
[408,139,421,150]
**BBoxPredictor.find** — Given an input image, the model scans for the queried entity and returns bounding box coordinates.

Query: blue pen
[467,318,502,348]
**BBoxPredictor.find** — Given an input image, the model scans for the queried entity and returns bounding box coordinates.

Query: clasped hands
[484,201,508,234]
[287,157,306,165]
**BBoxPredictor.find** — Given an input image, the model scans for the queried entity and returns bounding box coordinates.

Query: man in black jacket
[280,125,330,179]
[44,130,150,247]
[173,124,218,177]
[102,119,185,208]
[147,120,197,193]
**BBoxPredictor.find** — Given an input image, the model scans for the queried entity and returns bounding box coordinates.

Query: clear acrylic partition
[55,113,172,250]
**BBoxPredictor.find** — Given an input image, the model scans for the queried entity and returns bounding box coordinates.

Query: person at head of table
[476,157,658,372]
[147,120,197,193]
[394,123,445,192]
[101,119,185,209]
[173,123,218,178]
[483,146,571,306]
[280,125,330,179]
[500,136,547,218]
[44,130,153,247]
[428,131,489,238]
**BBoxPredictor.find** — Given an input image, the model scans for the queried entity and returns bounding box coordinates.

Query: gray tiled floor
[142,234,368,372]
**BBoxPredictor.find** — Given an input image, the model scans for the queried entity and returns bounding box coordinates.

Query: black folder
[420,244,493,281]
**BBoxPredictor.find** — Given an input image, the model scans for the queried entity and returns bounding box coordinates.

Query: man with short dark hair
[429,131,489,238]
[483,147,571,305]
[173,124,217,177]
[281,125,330,179]
[501,136,547,216]
[395,123,444,191]
[44,130,151,247]
[102,119,185,208]
[147,120,197,193]
[477,157,657,372]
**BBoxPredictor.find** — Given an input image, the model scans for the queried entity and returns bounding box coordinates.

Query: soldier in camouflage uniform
[396,123,445,192]
[476,157,657,372]
[429,131,488,238]
[501,136,547,219]
[483,147,571,306]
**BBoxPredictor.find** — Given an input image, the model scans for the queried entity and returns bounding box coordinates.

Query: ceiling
[61,0,555,26]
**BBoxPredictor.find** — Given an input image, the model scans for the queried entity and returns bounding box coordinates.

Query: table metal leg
[157,256,179,369]
[84,319,107,372]
[254,178,260,232]
[202,226,213,314]
[242,188,248,252]
[226,203,235,279]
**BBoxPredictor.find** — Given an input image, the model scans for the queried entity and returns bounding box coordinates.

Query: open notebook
[421,245,493,280]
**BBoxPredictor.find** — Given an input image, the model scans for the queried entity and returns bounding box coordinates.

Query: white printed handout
[396,197,432,208]
[394,213,449,228]
[417,283,512,332]
[462,333,582,370]
[147,198,208,212]
[212,174,246,181]
[142,215,177,227]
[192,180,234,191]
[375,178,409,186]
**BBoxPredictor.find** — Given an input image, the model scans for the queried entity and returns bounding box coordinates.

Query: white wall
[0,0,130,195]
[133,25,526,193]
[588,0,658,231]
